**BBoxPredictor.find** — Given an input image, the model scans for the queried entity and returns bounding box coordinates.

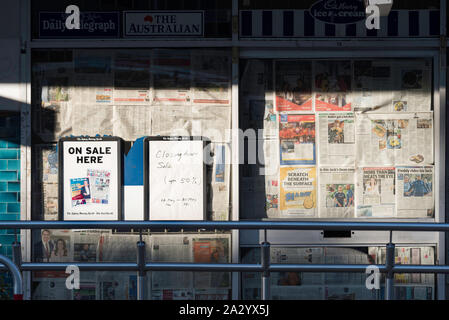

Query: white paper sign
[148,139,205,220]
[61,139,120,220]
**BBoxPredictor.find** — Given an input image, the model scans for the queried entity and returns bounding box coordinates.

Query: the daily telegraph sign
[124,11,204,37]
[39,12,120,38]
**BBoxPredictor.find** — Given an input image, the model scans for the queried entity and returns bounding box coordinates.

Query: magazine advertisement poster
[279,166,317,217]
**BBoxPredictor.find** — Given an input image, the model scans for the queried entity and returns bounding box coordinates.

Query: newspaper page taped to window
[318,112,355,166]
[152,49,191,105]
[314,60,352,111]
[319,167,355,218]
[356,112,434,166]
[279,166,317,217]
[356,167,395,218]
[192,50,231,106]
[353,59,431,113]
[113,51,151,104]
[396,166,434,218]
[279,114,316,165]
[275,60,313,112]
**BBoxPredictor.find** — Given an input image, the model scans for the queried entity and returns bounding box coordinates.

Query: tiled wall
[0,113,20,299]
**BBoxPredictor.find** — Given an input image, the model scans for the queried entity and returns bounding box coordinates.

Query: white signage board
[59,137,122,221]
[124,11,204,37]
[145,137,206,220]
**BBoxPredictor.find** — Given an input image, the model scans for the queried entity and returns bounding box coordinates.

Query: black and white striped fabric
[240,10,440,37]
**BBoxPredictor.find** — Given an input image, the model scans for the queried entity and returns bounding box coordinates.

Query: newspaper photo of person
[404,174,432,197]
[326,184,355,208]
[70,177,91,207]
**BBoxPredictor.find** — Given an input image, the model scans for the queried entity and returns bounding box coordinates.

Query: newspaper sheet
[356,112,434,166]
[151,235,194,290]
[279,166,317,217]
[318,112,355,166]
[192,50,231,105]
[275,60,313,112]
[324,247,372,286]
[97,234,147,263]
[151,106,231,143]
[396,166,434,218]
[192,236,231,289]
[33,70,74,141]
[194,289,230,300]
[153,49,191,105]
[33,229,73,280]
[96,273,131,300]
[371,246,435,288]
[271,247,323,286]
[314,60,352,111]
[72,75,113,105]
[353,59,431,113]
[113,51,151,105]
[32,144,58,220]
[265,174,280,218]
[32,278,73,300]
[112,105,151,141]
[71,104,114,137]
[319,167,355,218]
[279,114,316,165]
[356,167,395,218]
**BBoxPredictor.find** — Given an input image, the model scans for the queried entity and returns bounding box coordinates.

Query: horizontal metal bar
[1,220,449,232]
[144,263,262,272]
[269,264,387,273]
[3,262,449,274]
[19,262,138,271]
[28,39,441,49]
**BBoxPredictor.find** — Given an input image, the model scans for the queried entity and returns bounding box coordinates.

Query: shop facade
[0,0,447,299]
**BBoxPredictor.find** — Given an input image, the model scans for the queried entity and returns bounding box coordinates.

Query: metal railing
[0,220,448,300]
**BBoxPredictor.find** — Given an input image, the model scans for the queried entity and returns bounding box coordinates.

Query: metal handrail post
[261,239,271,300]
[137,240,146,300]
[12,241,22,268]
[385,242,395,300]
[0,254,23,299]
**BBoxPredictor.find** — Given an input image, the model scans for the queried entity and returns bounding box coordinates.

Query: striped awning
[240,10,440,38]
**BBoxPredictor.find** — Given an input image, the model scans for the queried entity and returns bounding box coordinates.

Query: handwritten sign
[58,137,122,221]
[144,137,205,220]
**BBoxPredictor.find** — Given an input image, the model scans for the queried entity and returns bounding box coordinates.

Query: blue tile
[0,160,7,170]
[0,192,17,202]
[7,141,19,149]
[0,203,6,213]
[7,182,19,192]
[0,235,14,244]
[0,149,17,159]
[0,182,6,192]
[0,171,16,181]
[7,203,20,213]
[0,141,7,148]
[7,160,19,171]
[0,213,19,220]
